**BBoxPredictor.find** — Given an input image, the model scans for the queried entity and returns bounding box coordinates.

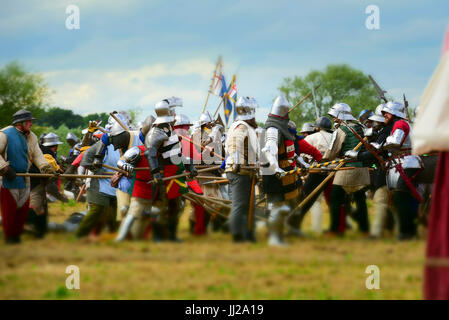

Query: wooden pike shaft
[196,175,228,180]
[102,164,128,175]
[147,165,223,184]
[288,83,321,113]
[76,184,86,202]
[199,179,229,185]
[292,138,367,211]
[16,173,112,179]
[213,99,224,118]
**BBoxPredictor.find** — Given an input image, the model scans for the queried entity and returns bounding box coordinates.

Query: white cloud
[43,59,216,121]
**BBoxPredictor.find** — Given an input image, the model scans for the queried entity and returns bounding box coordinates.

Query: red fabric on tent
[424,152,449,299]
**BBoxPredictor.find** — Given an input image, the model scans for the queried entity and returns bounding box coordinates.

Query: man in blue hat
[0,109,55,244]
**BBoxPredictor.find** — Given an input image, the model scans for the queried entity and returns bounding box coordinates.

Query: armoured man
[173,114,206,236]
[261,95,300,246]
[115,99,197,242]
[346,104,393,238]
[93,112,155,225]
[225,96,259,242]
[0,110,55,244]
[323,103,370,236]
[193,111,228,231]
[381,102,421,239]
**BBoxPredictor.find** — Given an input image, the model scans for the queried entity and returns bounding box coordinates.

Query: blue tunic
[2,127,29,189]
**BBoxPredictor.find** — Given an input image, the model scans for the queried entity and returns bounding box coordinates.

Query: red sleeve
[71,153,84,167]
[298,139,323,162]
[392,119,410,137]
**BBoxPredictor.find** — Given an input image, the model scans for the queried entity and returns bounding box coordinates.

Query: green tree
[36,107,84,128]
[0,61,51,128]
[279,64,383,126]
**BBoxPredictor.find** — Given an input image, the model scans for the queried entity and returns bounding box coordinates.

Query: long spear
[291,138,367,212]
[147,165,223,185]
[288,83,321,113]
[16,173,112,179]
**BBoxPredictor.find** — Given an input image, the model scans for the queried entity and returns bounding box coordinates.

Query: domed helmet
[66,132,79,144]
[368,104,386,123]
[235,97,255,121]
[328,103,356,121]
[174,114,193,127]
[300,122,315,134]
[154,99,175,125]
[199,111,213,126]
[42,132,63,147]
[270,95,290,118]
[358,109,373,123]
[109,112,131,136]
[288,120,297,130]
[314,116,332,131]
[381,101,406,119]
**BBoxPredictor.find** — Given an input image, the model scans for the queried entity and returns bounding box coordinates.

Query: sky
[1,0,448,123]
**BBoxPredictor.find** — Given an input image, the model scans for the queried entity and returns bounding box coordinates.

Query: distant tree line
[35,107,109,129]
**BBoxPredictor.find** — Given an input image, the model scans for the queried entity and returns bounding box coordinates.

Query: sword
[368,75,388,103]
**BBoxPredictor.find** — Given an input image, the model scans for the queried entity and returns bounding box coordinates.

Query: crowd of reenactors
[0,94,436,246]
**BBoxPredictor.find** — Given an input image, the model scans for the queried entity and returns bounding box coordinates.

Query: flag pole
[202,56,222,114]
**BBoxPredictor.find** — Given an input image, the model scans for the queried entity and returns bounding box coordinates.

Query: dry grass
[0,200,425,300]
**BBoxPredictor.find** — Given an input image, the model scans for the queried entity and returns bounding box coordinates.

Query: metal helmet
[300,122,315,133]
[270,95,290,118]
[174,114,192,127]
[66,132,79,143]
[39,132,48,145]
[42,132,63,147]
[166,96,183,117]
[368,104,386,123]
[235,97,255,121]
[109,112,130,136]
[108,110,132,126]
[12,109,36,124]
[314,116,332,131]
[358,109,373,123]
[381,101,406,119]
[288,120,297,130]
[199,111,213,126]
[153,99,175,125]
[328,103,356,121]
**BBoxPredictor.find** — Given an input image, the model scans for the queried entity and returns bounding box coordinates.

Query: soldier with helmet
[299,122,316,137]
[115,98,196,242]
[173,114,207,236]
[346,103,393,238]
[261,95,300,246]
[322,103,370,236]
[225,96,260,242]
[27,132,68,238]
[0,110,56,244]
[287,117,332,236]
[381,101,422,239]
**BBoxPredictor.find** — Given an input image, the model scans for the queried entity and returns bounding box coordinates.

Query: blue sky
[1,0,448,122]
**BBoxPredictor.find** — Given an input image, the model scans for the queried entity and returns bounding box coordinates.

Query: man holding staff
[0,110,55,244]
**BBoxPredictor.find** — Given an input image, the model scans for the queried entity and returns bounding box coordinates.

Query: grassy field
[0,200,425,300]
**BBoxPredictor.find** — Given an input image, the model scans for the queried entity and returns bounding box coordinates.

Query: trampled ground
[0,200,425,300]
